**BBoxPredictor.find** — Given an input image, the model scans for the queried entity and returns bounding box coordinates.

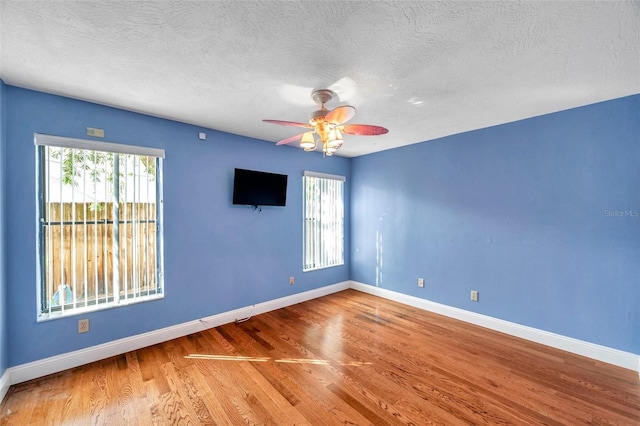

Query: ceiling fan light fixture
[322,143,338,155]
[326,128,343,149]
[300,132,316,150]
[265,88,388,157]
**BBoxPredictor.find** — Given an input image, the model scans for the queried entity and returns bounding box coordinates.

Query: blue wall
[4,86,350,366]
[0,79,7,377]
[351,94,640,354]
[2,84,638,370]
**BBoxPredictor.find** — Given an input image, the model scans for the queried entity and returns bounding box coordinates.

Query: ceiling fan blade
[275,132,305,146]
[325,105,356,125]
[341,124,389,136]
[263,119,312,128]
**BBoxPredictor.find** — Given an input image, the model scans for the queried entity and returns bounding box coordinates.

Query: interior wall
[0,79,7,376]
[351,94,640,354]
[4,86,351,367]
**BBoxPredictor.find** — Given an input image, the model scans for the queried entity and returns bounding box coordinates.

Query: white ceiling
[1,1,639,157]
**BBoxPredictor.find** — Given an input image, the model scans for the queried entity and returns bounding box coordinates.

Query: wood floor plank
[1,289,638,425]
[205,331,342,425]
[214,323,356,424]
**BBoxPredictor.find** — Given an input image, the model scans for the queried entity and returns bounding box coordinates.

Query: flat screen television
[232,168,288,207]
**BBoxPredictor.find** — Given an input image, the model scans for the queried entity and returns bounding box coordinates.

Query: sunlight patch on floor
[185,354,371,366]
[185,354,269,362]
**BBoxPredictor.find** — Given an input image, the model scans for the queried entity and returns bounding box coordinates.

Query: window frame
[302,171,345,272]
[34,134,165,320]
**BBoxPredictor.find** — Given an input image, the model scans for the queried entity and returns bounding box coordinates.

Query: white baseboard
[0,368,9,404]
[2,278,638,404]
[350,281,640,374]
[5,281,350,390]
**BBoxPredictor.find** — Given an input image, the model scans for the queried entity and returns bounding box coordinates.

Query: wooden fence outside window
[43,201,157,307]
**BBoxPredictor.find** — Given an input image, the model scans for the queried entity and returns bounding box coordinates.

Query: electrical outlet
[78,319,89,333]
[418,278,424,288]
[470,291,479,302]
[289,276,295,285]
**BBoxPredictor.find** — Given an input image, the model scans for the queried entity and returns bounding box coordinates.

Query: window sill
[37,293,164,322]
[303,262,345,272]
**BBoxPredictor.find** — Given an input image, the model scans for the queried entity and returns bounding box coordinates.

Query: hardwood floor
[1,289,639,425]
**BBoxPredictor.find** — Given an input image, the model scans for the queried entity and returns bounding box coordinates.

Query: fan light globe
[323,143,338,154]
[327,129,343,149]
[300,132,316,150]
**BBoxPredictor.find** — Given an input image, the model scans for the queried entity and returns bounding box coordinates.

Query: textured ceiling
[1,1,639,157]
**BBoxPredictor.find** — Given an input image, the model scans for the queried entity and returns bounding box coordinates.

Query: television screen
[232,168,288,207]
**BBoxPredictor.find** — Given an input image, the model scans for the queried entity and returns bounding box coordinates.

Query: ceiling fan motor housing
[309,109,328,123]
[309,89,334,125]
[311,89,334,106]
[265,87,388,152]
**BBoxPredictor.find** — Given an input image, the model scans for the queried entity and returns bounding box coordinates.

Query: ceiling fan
[263,89,388,156]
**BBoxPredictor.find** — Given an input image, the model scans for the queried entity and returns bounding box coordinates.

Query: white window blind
[303,171,345,271]
[35,134,164,318]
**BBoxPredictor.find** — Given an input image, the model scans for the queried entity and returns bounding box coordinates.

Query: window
[35,134,164,319]
[303,171,345,271]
